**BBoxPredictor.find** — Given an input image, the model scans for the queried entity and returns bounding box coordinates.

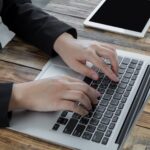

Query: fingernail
[96,91,101,97]
[115,77,119,82]
[92,72,98,80]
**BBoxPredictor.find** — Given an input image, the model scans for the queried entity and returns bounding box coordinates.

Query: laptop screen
[90,0,150,32]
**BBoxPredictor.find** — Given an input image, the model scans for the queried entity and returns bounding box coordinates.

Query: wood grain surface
[0,0,150,150]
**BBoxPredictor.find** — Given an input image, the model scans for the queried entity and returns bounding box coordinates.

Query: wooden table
[0,0,150,149]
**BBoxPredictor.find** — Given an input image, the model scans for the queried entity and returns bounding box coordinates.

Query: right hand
[9,76,100,116]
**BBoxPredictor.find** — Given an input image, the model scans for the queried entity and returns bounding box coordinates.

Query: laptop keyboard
[52,56,143,145]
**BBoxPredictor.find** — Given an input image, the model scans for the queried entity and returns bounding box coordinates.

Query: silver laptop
[9,49,150,150]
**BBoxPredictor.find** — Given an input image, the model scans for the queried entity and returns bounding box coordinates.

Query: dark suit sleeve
[1,0,77,56]
[0,83,13,127]
[0,0,77,127]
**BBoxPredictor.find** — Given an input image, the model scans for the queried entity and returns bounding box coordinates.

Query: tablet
[84,0,150,38]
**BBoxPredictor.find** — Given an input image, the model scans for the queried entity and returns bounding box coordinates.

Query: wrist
[9,84,23,111]
[54,32,76,54]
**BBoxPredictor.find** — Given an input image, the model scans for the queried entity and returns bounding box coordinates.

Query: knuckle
[109,50,116,58]
[78,92,85,99]
[83,84,89,93]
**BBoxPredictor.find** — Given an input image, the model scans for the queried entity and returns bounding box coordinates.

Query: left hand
[54,33,119,82]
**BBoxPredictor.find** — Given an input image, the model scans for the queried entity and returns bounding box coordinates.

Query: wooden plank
[123,126,150,150]
[0,60,40,83]
[0,129,70,150]
[0,38,49,70]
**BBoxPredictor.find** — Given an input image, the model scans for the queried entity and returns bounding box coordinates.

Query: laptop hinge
[115,65,150,147]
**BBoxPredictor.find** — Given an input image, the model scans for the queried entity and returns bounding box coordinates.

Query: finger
[62,90,92,110]
[60,100,89,116]
[72,61,99,80]
[62,75,83,83]
[96,45,119,75]
[68,82,100,104]
[87,50,119,82]
[100,43,117,51]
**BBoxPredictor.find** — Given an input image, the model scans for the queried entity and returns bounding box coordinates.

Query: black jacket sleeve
[0,83,13,127]
[1,0,77,55]
[0,0,77,127]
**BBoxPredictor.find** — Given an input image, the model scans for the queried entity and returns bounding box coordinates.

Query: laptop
[84,0,150,38]
[9,49,150,150]
[0,18,15,48]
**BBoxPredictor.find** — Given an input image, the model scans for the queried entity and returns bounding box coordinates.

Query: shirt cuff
[0,83,13,127]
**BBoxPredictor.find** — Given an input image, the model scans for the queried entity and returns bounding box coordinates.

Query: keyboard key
[124,73,132,78]
[101,117,110,125]
[112,116,118,122]
[115,109,121,116]
[100,100,109,106]
[92,131,104,143]
[136,65,141,70]
[120,64,127,69]
[121,77,129,83]
[98,88,105,94]
[118,83,127,89]
[121,97,127,103]
[118,103,124,109]
[122,58,130,65]
[105,130,112,137]
[85,111,93,118]
[119,68,125,74]
[109,82,118,89]
[108,105,116,112]
[131,75,137,80]
[84,77,92,85]
[131,59,138,64]
[61,111,68,117]
[118,56,123,64]
[102,137,109,145]
[109,123,115,129]
[98,124,107,132]
[93,112,103,119]
[92,104,97,111]
[134,70,140,75]
[82,132,92,140]
[124,91,130,97]
[91,83,98,89]
[104,111,113,118]
[103,94,112,101]
[98,72,105,79]
[113,93,122,100]
[138,61,143,65]
[86,125,96,133]
[129,63,136,69]
[80,117,89,125]
[96,105,106,113]
[57,117,68,125]
[110,99,119,106]
[63,118,78,134]
[129,80,135,86]
[72,113,81,119]
[52,124,60,131]
[116,88,125,94]
[89,118,99,126]
[73,124,85,137]
[126,68,134,74]
[106,88,115,95]
[126,85,132,91]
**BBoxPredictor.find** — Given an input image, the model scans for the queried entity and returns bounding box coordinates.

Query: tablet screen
[90,0,150,32]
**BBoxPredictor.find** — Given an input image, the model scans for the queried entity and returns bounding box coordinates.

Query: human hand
[9,76,100,116]
[54,33,119,82]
